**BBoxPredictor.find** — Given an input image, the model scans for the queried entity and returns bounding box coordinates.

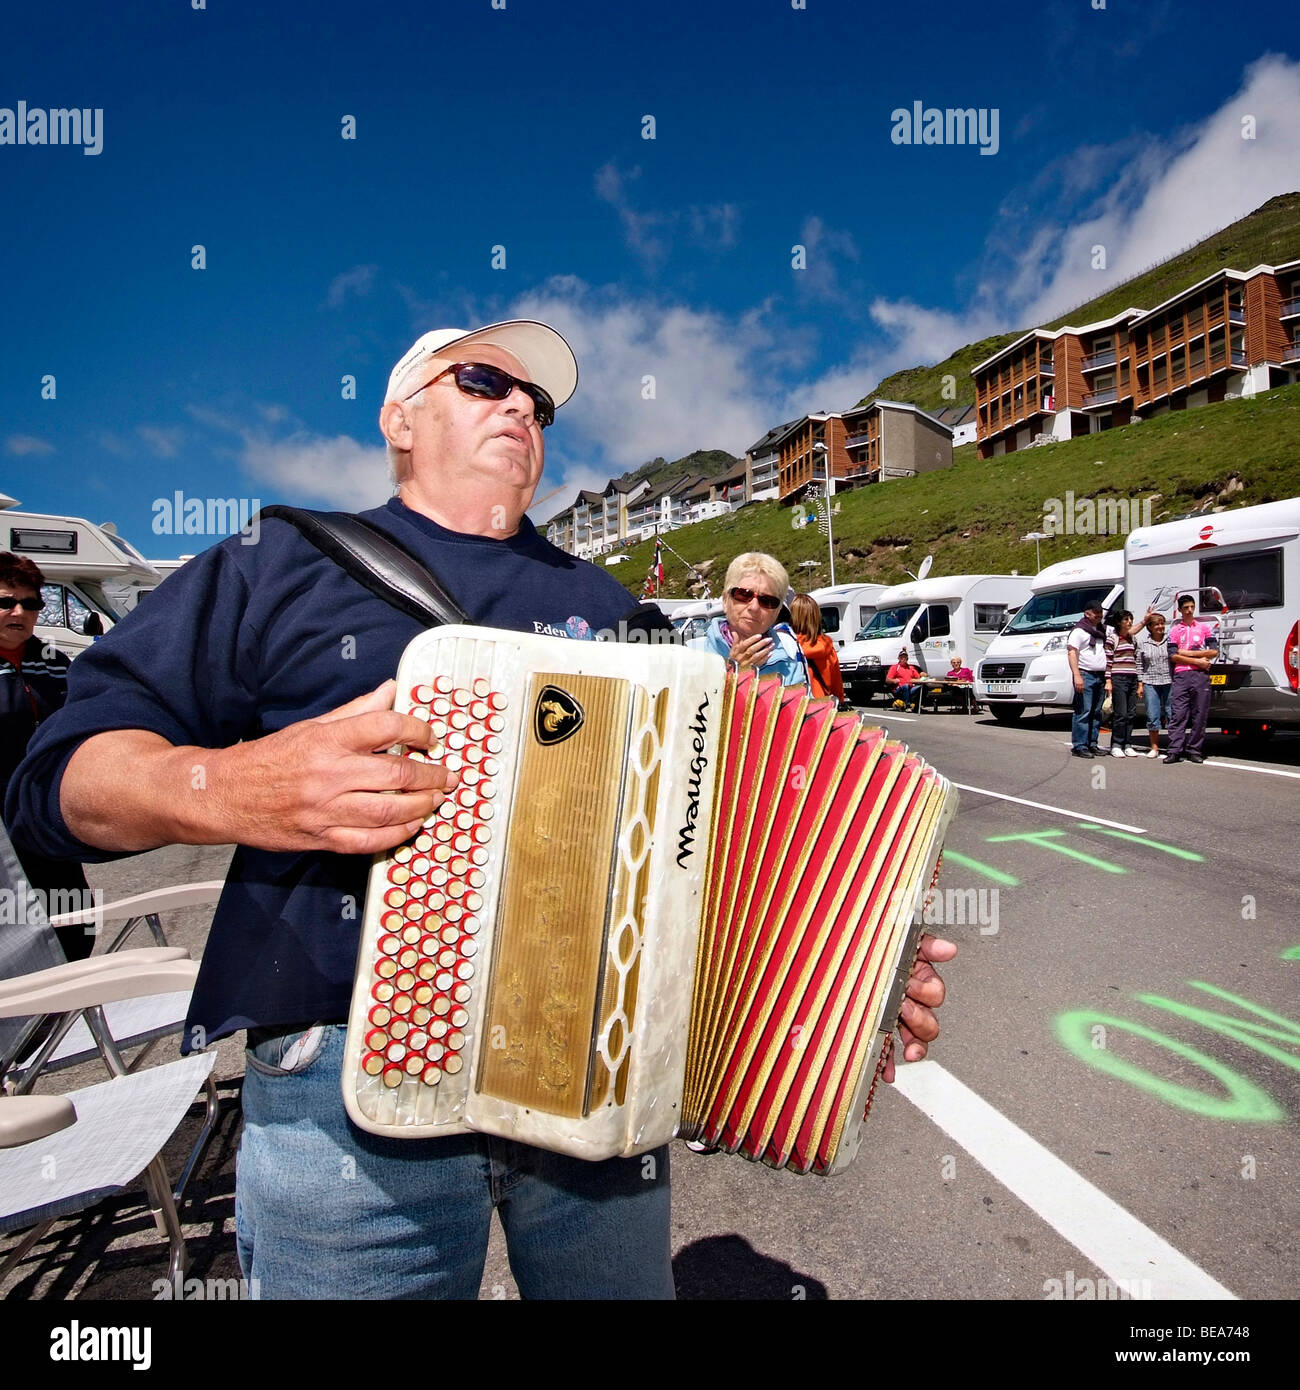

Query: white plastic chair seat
[0,1052,216,1235]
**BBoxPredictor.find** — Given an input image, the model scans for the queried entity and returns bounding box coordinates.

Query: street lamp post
[1021,530,1050,572]
[812,441,836,586]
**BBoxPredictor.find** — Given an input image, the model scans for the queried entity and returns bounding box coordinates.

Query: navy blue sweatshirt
[6,499,659,1044]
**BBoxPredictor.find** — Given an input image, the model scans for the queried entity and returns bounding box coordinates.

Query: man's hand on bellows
[883,934,957,1083]
[216,680,458,854]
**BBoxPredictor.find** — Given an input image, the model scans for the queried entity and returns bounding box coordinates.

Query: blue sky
[2,0,1298,556]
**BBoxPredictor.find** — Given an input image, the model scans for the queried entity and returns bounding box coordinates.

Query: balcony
[1038,360,1055,376]
[1281,298,1300,319]
[1284,343,1300,363]
[1230,348,1247,367]
[1083,387,1119,408]
[1228,306,1246,325]
[1081,349,1118,372]
[845,433,872,449]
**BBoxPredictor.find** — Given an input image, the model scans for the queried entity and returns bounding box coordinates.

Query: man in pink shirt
[1164,593,1218,764]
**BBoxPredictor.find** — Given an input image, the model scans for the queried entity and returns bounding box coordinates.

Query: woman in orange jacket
[789,594,846,703]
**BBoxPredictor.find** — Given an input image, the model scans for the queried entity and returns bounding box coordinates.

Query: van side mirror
[81,612,104,637]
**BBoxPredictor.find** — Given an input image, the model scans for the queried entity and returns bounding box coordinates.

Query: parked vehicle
[976,551,1125,723]
[673,602,723,645]
[1124,498,1300,738]
[808,583,888,649]
[839,573,1033,704]
[1,500,160,657]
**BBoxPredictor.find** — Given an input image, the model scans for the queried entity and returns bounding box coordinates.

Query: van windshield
[858,604,919,640]
[1005,584,1114,634]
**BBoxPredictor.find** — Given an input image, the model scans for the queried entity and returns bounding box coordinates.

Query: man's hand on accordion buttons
[216,680,459,855]
[883,934,957,1083]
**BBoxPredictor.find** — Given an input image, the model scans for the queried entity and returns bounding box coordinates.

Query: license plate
[1209,674,1227,685]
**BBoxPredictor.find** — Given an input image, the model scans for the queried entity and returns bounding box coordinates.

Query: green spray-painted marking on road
[1282,944,1300,960]
[1075,824,1205,862]
[938,850,1020,887]
[985,828,1125,874]
[1137,984,1300,1074]
[1055,1009,1285,1123]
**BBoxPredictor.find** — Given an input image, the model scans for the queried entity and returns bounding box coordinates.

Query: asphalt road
[4,707,1297,1303]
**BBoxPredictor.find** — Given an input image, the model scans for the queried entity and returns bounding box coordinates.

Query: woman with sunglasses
[0,552,94,961]
[695,552,809,688]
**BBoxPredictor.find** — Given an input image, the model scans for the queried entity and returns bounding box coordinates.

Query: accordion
[342,626,958,1175]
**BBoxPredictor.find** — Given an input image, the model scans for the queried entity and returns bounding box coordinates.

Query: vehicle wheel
[989,703,1025,724]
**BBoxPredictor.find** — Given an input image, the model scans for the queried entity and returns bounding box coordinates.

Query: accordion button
[444,905,464,925]
[461,915,481,934]
[385,1041,406,1063]
[449,1006,469,1029]
[463,746,482,766]
[368,1005,392,1027]
[383,888,407,909]
[392,845,413,865]
[437,947,456,967]
[404,1054,424,1076]
[409,706,430,723]
[455,961,474,981]
[388,1018,410,1041]
[449,856,469,876]
[364,1028,388,1052]
[376,934,399,957]
[429,864,448,883]
[472,677,490,698]
[413,984,434,1005]
[420,1064,442,1086]
[414,684,436,705]
[404,902,424,921]
[486,716,505,736]
[391,993,413,1015]
[450,712,469,732]
[434,676,453,696]
[452,984,472,1005]
[362,1051,385,1077]
[397,947,419,970]
[446,881,465,901]
[470,700,489,720]
[446,1029,466,1051]
[472,827,491,846]
[388,865,410,886]
[488,693,507,711]
[407,880,428,901]
[410,855,430,876]
[457,789,476,810]
[414,831,433,853]
[410,1005,431,1027]
[443,1054,464,1076]
[468,720,485,740]
[429,1019,449,1039]
[447,731,466,751]
[453,688,473,708]
[482,757,500,775]
[425,1042,445,1062]
[375,958,397,980]
[372,981,395,1003]
[466,869,486,888]
[401,924,421,945]
[458,937,478,958]
[485,736,503,755]
[382,1065,404,1089]
[418,933,439,955]
[435,971,453,990]
[380,911,405,934]
[431,996,451,1017]
[394,971,416,992]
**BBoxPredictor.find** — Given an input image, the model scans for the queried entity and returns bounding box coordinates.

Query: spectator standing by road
[1105,610,1142,757]
[789,594,845,703]
[1134,610,1172,758]
[1068,600,1108,758]
[1164,594,1218,765]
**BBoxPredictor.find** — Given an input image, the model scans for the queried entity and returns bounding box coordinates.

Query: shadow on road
[673,1233,828,1300]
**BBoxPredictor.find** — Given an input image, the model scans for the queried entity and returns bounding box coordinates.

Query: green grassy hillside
[857,192,1300,414]
[613,382,1300,596]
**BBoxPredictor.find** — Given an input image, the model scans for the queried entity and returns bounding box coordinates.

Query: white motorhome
[1125,498,1300,737]
[1,499,161,657]
[976,551,1126,724]
[809,583,888,648]
[838,573,1033,703]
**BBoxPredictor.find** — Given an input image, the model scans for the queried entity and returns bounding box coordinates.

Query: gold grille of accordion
[678,674,950,1173]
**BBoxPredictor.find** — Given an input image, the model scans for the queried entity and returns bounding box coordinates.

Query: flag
[654,537,665,585]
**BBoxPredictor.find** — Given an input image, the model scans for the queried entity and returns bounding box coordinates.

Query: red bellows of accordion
[679,670,949,1174]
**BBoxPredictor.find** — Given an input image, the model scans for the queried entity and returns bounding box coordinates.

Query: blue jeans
[235,1024,674,1299]
[892,684,919,708]
[1144,683,1172,729]
[1071,670,1106,751]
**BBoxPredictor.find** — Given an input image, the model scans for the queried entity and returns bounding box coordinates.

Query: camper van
[838,573,1034,704]
[1124,498,1300,737]
[976,551,1126,723]
[1,500,161,657]
[809,583,888,648]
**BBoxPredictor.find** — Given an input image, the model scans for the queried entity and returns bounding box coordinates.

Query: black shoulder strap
[257,506,469,627]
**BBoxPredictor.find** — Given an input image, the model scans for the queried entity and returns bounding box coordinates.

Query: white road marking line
[951,782,1145,834]
[1199,759,1300,781]
[893,1061,1236,1300]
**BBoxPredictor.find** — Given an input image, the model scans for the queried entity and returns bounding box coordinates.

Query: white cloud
[5,434,54,456]
[187,404,389,511]
[870,54,1300,370]
[242,433,391,511]
[137,424,183,458]
[326,264,378,308]
[793,215,860,302]
[595,161,741,266]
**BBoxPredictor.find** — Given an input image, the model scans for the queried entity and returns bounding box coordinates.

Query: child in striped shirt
[1105,611,1142,756]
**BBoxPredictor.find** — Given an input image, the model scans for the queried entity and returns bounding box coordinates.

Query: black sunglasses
[0,596,42,612]
[411,362,556,429]
[728,586,781,612]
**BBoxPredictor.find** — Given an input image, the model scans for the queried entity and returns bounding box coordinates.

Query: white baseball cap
[384,319,579,409]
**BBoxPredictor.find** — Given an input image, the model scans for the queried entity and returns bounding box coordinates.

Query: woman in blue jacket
[694,552,808,687]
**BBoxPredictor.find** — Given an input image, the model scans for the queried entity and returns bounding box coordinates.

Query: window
[39,583,66,629]
[820,607,841,635]
[1200,549,1283,609]
[973,603,1008,632]
[918,605,950,639]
